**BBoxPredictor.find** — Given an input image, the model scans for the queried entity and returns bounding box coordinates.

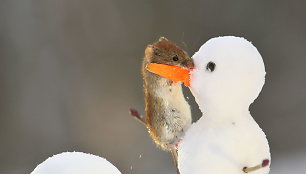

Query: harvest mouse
[130,37,193,172]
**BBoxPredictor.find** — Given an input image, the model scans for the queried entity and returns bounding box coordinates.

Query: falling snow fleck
[139,154,142,159]
[130,165,133,170]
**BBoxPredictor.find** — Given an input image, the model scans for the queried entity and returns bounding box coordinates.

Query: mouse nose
[181,59,194,69]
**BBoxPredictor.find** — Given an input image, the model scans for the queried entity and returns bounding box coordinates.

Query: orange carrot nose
[146,63,191,87]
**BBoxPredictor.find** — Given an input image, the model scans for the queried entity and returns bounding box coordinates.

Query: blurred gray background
[1,0,306,173]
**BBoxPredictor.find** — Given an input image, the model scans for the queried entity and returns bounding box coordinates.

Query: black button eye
[206,62,216,72]
[172,56,179,61]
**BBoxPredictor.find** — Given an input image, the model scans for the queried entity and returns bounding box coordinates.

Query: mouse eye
[206,61,216,72]
[155,52,161,56]
[172,56,179,61]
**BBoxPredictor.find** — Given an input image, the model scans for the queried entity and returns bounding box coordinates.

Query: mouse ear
[159,37,168,41]
[145,45,154,57]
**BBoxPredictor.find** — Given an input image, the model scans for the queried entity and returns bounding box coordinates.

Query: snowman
[146,36,271,174]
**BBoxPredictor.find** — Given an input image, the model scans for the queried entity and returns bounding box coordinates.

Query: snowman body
[179,111,270,174]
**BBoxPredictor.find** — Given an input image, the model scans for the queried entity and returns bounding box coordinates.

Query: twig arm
[129,108,146,125]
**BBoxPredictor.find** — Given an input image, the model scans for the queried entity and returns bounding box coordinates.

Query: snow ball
[31,152,121,174]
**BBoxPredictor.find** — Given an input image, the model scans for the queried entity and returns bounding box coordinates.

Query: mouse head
[144,37,194,68]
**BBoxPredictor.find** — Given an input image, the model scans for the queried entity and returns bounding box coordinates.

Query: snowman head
[190,36,266,110]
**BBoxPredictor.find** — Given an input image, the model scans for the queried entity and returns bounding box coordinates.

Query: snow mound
[31,152,121,174]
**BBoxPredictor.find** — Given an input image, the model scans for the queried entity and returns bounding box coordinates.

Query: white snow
[31,152,121,174]
[178,36,270,174]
